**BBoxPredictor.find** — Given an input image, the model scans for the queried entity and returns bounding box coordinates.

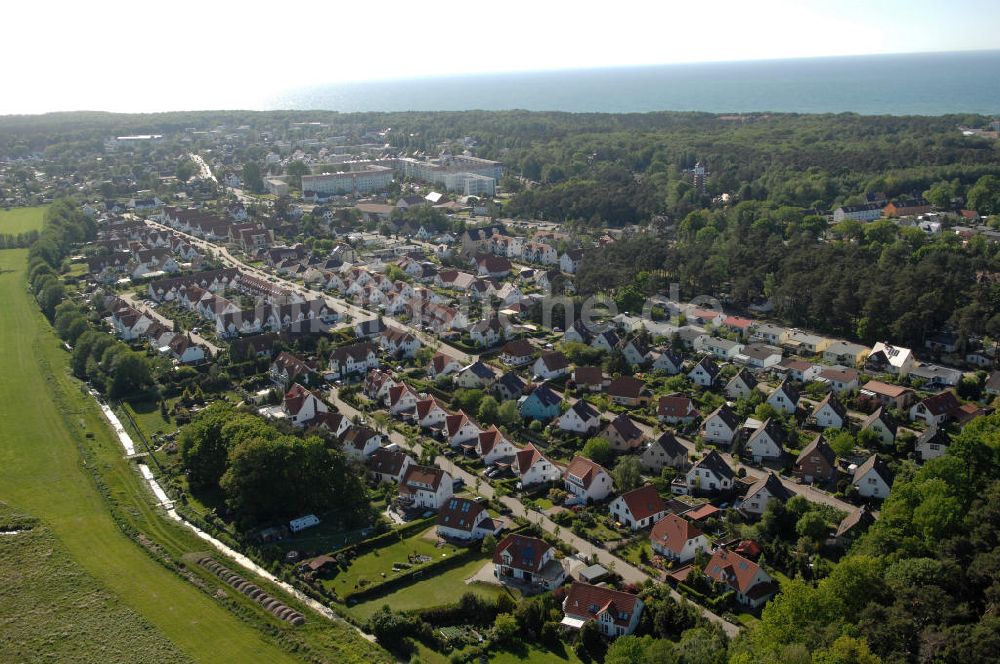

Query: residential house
[650,513,709,563]
[609,485,669,530]
[469,316,507,347]
[444,411,482,448]
[702,405,740,446]
[745,418,786,464]
[533,351,570,380]
[380,328,421,358]
[741,473,793,517]
[778,358,821,383]
[834,506,876,549]
[282,383,329,427]
[493,534,566,590]
[657,393,700,425]
[454,361,497,389]
[512,444,561,487]
[725,369,758,400]
[327,343,379,380]
[813,393,848,430]
[686,450,735,495]
[794,435,839,484]
[607,376,651,407]
[561,582,643,638]
[591,329,621,354]
[428,352,462,379]
[353,318,387,339]
[782,330,832,355]
[618,336,651,366]
[641,433,690,473]
[819,367,860,394]
[651,348,685,374]
[704,336,744,361]
[415,396,450,429]
[386,383,420,416]
[859,380,915,410]
[559,249,585,274]
[270,352,316,387]
[557,399,603,435]
[704,548,777,608]
[398,464,453,509]
[688,356,721,387]
[499,339,536,367]
[363,369,398,402]
[753,323,788,347]
[493,371,527,402]
[365,447,415,484]
[573,366,607,392]
[823,340,869,366]
[852,455,893,499]
[476,426,519,465]
[602,413,646,452]
[865,342,916,376]
[909,391,962,426]
[766,378,800,416]
[723,315,756,338]
[436,497,500,541]
[741,343,783,369]
[861,406,897,447]
[519,384,562,421]
[339,425,382,461]
[915,426,950,462]
[564,320,595,345]
[564,455,614,503]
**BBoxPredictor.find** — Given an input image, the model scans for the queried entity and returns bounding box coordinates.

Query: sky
[3,0,999,114]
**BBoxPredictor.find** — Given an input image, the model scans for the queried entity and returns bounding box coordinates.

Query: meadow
[0,248,388,664]
[0,205,46,233]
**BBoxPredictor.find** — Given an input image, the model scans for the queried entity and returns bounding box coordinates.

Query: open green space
[324,525,464,596]
[489,642,584,664]
[0,248,386,664]
[0,504,189,664]
[0,205,46,234]
[346,556,508,621]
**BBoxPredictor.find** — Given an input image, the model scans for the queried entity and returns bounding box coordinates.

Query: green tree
[477,395,500,424]
[175,159,197,183]
[612,455,643,492]
[286,160,310,189]
[966,174,1000,215]
[582,436,614,467]
[179,403,238,489]
[498,400,521,428]
[827,430,855,458]
[795,511,828,543]
[491,612,518,645]
[242,162,264,193]
[108,351,152,398]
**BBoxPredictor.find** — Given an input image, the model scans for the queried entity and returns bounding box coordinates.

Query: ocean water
[270,50,1000,116]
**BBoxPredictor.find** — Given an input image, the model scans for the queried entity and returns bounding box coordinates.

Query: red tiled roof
[563,581,641,627]
[618,485,667,523]
[493,534,552,573]
[650,513,704,554]
[564,455,609,489]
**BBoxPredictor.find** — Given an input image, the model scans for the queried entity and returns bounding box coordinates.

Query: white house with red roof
[563,455,614,503]
[385,383,420,416]
[398,464,452,509]
[427,352,462,378]
[704,548,777,608]
[512,444,561,487]
[909,391,962,426]
[363,368,397,401]
[415,396,449,429]
[657,393,700,425]
[282,383,328,427]
[561,582,644,638]
[445,411,482,448]
[475,426,519,465]
[650,513,708,562]
[609,485,669,530]
[493,534,566,590]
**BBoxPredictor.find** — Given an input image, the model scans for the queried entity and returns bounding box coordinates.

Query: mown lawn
[347,557,507,621]
[325,526,464,596]
[0,248,389,664]
[0,205,46,234]
[0,505,189,664]
[489,642,584,664]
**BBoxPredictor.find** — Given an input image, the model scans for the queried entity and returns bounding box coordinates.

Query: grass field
[347,557,508,621]
[489,642,583,664]
[0,504,190,663]
[326,526,464,597]
[0,248,388,664]
[0,206,46,234]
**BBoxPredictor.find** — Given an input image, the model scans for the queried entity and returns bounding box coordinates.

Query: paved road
[188,153,217,183]
[119,291,221,355]
[144,220,477,364]
[327,387,741,637]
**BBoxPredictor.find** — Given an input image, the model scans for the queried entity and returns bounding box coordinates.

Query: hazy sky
[4,0,998,114]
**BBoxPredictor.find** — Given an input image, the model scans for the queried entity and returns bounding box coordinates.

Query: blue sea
[268,50,1000,116]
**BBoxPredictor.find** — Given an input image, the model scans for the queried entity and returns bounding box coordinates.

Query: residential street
[119,291,221,355]
[327,387,741,637]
